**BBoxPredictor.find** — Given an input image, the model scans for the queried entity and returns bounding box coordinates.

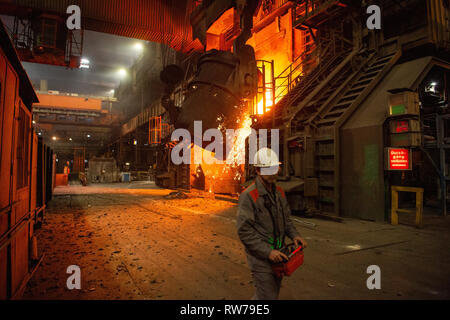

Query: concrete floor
[23,182,450,300]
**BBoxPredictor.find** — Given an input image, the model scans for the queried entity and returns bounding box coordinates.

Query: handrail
[286,48,358,123]
[274,40,340,109]
[306,51,377,124]
[286,44,333,98]
[274,43,323,102]
[275,42,318,80]
[278,45,320,84]
[270,0,351,104]
[293,0,337,27]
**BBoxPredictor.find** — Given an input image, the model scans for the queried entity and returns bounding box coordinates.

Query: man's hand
[293,236,307,248]
[268,250,289,263]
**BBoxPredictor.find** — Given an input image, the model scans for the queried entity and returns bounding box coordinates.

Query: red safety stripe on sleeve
[276,186,286,198]
[249,188,259,202]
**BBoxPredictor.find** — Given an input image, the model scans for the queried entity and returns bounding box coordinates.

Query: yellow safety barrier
[391,186,424,228]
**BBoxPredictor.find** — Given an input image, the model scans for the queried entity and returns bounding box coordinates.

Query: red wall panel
[0,50,17,213]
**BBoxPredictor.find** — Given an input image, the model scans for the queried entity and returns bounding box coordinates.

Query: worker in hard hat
[236,147,307,300]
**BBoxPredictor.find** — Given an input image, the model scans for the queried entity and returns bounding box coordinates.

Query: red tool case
[271,243,304,278]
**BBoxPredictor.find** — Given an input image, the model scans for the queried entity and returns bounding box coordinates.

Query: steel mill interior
[0,0,449,301]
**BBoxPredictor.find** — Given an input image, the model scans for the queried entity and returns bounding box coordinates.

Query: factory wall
[340,56,440,221]
[341,125,386,222]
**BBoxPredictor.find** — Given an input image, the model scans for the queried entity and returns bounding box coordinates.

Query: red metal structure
[0,20,53,299]
[149,116,162,145]
[0,0,205,57]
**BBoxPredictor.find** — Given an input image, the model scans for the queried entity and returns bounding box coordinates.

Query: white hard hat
[253,147,281,168]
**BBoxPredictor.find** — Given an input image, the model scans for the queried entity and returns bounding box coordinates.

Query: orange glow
[256,90,274,115]
[190,112,252,193]
[35,93,103,112]
[207,8,235,34]
[246,4,317,115]
[205,8,239,51]
[225,112,252,169]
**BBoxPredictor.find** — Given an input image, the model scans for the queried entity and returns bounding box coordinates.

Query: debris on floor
[164,191,189,199]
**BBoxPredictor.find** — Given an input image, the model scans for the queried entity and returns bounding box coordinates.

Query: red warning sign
[395,120,409,133]
[387,148,411,170]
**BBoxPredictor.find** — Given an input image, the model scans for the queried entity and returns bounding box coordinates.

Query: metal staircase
[282,48,360,131]
[289,52,356,131]
[274,44,351,122]
[312,52,399,128]
[274,45,321,107]
[309,50,402,215]
[270,43,401,216]
[254,2,404,217]
[271,0,352,122]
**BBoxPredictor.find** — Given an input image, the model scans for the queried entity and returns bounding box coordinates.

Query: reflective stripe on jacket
[236,176,300,272]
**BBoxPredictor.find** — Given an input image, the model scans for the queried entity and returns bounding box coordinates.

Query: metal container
[121,172,131,182]
[390,132,422,147]
[388,91,420,116]
[389,118,421,134]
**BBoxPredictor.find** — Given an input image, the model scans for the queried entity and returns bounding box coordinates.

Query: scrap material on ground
[23,183,450,300]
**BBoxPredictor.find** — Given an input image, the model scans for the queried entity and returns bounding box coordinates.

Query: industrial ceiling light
[86,134,91,138]
[52,136,57,140]
[69,137,72,141]
[32,120,36,124]
[134,43,143,51]
[118,68,127,78]
[425,82,437,93]
[80,57,90,69]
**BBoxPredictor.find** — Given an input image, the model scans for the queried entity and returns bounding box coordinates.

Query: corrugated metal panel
[427,0,450,48]
[12,0,204,52]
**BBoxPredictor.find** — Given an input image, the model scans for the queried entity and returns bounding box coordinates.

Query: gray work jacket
[236,176,300,272]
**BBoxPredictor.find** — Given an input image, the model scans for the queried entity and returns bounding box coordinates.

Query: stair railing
[274,39,344,114]
[274,41,331,104]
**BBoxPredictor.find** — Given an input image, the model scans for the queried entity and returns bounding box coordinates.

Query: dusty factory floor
[23,182,450,300]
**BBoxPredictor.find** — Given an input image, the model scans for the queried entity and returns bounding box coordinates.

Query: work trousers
[251,271,283,300]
